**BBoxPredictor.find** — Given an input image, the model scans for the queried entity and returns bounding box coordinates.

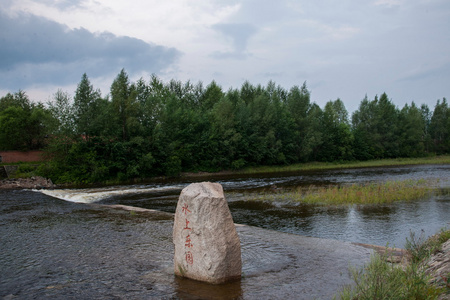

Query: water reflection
[357,204,398,220]
[175,276,243,300]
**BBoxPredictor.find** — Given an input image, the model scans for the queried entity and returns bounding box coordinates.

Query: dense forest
[1,69,449,183]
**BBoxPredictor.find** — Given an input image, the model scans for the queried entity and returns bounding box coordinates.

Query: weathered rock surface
[173,182,241,284]
[0,176,55,189]
[425,239,450,299]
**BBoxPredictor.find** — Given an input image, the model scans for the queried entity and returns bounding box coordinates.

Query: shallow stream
[41,164,450,247]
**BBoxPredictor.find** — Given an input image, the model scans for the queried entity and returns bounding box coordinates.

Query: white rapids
[36,184,184,203]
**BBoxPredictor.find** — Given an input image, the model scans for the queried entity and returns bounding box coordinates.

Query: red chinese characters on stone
[182,203,191,215]
[185,251,194,265]
[181,202,194,265]
[185,234,193,248]
[183,219,191,231]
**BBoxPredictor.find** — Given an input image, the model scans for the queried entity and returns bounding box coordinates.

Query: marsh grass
[296,179,433,205]
[237,179,435,206]
[337,228,450,300]
[406,228,450,263]
[337,253,444,300]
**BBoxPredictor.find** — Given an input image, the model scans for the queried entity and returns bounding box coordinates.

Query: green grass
[0,162,40,179]
[337,253,444,300]
[239,179,435,206]
[336,228,450,300]
[239,155,450,175]
[296,179,433,205]
[405,228,450,263]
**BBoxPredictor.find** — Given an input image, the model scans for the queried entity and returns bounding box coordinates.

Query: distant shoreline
[1,155,449,188]
[180,155,450,178]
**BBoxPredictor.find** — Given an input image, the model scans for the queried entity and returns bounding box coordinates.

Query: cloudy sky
[1,0,449,112]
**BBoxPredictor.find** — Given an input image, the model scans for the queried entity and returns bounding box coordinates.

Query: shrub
[231,158,246,170]
[337,229,450,299]
[337,253,443,299]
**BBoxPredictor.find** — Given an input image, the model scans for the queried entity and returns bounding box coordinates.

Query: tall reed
[336,228,450,299]
[293,179,433,205]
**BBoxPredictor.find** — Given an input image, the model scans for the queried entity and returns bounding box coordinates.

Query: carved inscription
[182,203,194,265]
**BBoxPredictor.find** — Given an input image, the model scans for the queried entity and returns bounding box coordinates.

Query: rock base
[0,176,55,189]
[425,240,450,291]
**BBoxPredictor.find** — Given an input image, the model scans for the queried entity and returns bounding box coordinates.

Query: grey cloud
[397,62,450,83]
[261,72,285,79]
[32,0,85,10]
[0,12,181,90]
[210,51,251,60]
[211,23,257,59]
[235,0,297,24]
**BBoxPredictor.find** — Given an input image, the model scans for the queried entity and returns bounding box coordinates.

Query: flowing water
[41,164,450,247]
[1,164,449,299]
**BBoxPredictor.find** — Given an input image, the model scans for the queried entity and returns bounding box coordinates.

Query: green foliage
[0,90,31,112]
[164,155,182,177]
[15,163,39,178]
[74,73,103,138]
[430,98,449,154]
[352,93,400,159]
[231,158,246,170]
[0,106,27,150]
[2,70,449,183]
[338,229,450,299]
[47,89,75,136]
[0,91,53,150]
[110,69,139,141]
[338,253,443,300]
[406,228,450,263]
[320,99,354,161]
[399,102,426,157]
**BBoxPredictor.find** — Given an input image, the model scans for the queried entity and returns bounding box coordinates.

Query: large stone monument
[173,182,242,284]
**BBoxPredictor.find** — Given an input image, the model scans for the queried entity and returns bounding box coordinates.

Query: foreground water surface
[1,164,449,299]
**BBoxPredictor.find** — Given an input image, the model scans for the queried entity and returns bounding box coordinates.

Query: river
[40,164,450,247]
[1,164,449,299]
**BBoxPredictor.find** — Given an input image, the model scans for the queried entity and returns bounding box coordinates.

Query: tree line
[1,69,449,183]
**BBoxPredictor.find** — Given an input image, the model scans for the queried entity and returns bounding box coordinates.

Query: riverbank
[339,228,450,299]
[425,239,450,297]
[0,176,55,189]
[178,155,450,180]
[226,155,450,175]
[2,155,449,187]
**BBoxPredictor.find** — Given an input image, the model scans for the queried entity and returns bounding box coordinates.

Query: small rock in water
[173,182,242,284]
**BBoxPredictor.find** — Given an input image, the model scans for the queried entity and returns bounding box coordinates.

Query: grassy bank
[0,162,40,179]
[3,155,450,184]
[336,228,450,299]
[238,155,450,175]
